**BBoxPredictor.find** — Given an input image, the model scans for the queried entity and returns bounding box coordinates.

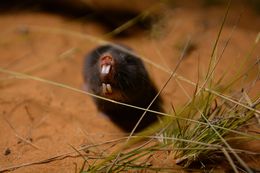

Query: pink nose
[100,54,113,66]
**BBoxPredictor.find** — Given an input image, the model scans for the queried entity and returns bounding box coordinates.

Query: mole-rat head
[95,45,148,99]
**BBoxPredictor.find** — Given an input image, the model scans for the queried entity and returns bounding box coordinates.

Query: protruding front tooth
[104,65,111,74]
[101,65,111,74]
[102,83,107,94]
[106,84,112,93]
[101,65,106,74]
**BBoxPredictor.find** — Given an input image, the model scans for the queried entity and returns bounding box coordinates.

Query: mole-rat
[83,44,163,132]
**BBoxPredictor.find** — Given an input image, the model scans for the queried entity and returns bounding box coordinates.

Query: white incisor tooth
[102,83,107,94]
[106,84,112,93]
[101,65,106,74]
[105,65,111,74]
[101,65,111,74]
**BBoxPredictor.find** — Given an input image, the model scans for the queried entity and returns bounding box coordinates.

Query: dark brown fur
[83,44,163,132]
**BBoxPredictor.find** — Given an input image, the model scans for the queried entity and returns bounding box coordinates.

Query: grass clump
[162,86,259,168]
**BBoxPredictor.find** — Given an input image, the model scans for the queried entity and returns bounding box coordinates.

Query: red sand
[0,3,259,172]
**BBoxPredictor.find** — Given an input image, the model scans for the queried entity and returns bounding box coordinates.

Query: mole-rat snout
[99,53,115,95]
[100,53,114,75]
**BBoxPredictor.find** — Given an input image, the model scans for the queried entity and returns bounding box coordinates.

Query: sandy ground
[0,2,259,172]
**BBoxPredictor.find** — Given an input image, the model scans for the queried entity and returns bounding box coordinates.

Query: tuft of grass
[162,86,259,168]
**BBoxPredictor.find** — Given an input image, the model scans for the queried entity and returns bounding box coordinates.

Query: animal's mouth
[99,53,114,95]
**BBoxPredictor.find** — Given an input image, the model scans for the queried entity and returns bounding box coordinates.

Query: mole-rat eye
[124,56,135,64]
